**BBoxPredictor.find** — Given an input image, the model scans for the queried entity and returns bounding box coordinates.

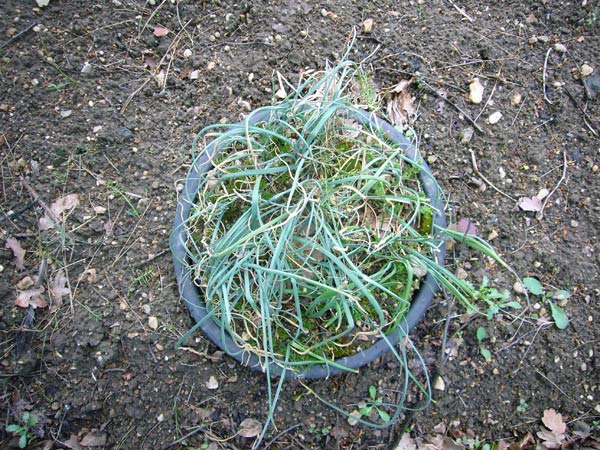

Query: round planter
[171,108,447,379]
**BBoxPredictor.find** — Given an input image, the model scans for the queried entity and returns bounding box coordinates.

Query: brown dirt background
[1,1,599,449]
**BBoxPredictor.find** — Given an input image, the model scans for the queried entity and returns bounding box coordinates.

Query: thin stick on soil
[474,75,499,123]
[543,47,554,105]
[20,176,61,223]
[536,149,568,220]
[420,80,484,133]
[468,149,517,202]
[262,424,302,449]
[511,94,527,126]
[158,425,208,450]
[0,22,36,49]
[445,0,474,22]
[564,87,599,137]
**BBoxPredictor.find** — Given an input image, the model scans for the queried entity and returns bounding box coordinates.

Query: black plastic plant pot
[171,108,447,379]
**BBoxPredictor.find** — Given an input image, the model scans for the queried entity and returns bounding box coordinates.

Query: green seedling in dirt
[106,181,140,217]
[516,398,528,413]
[6,411,39,449]
[132,267,156,288]
[522,277,569,330]
[475,277,521,320]
[476,326,492,362]
[307,425,330,440]
[358,386,391,423]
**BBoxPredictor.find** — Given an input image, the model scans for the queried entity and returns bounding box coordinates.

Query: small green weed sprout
[522,277,569,329]
[6,411,39,449]
[516,398,528,413]
[475,326,492,362]
[358,385,391,423]
[106,181,140,217]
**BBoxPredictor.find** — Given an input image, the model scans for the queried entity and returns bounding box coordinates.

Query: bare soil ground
[1,1,599,449]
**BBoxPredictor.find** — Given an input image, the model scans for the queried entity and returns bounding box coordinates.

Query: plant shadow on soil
[0,1,599,449]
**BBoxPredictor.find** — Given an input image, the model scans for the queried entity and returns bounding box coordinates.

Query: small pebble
[142,304,151,315]
[460,127,474,144]
[362,18,374,33]
[148,316,158,330]
[554,43,567,53]
[581,362,587,372]
[511,93,522,106]
[488,111,503,124]
[60,110,72,118]
[0,264,4,273]
[183,48,192,58]
[81,62,93,74]
[513,281,525,294]
[433,375,445,391]
[571,220,579,228]
[581,64,594,77]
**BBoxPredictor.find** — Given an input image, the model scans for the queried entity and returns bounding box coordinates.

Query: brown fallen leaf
[50,269,69,305]
[386,80,416,129]
[448,218,478,236]
[153,26,169,37]
[16,287,48,308]
[394,433,417,450]
[6,237,26,269]
[537,409,567,449]
[39,194,79,230]
[63,434,82,450]
[238,418,262,438]
[79,431,107,447]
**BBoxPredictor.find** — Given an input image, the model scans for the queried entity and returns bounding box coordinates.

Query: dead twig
[564,87,599,137]
[0,22,36,49]
[468,149,517,201]
[20,176,61,223]
[543,47,554,104]
[159,425,208,450]
[445,0,474,22]
[420,80,484,133]
[474,72,500,123]
[536,149,568,220]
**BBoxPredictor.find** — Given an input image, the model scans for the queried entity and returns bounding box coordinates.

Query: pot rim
[171,107,446,379]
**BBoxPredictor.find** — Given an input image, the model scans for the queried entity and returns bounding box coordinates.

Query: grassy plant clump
[179,60,513,376]
[180,61,445,372]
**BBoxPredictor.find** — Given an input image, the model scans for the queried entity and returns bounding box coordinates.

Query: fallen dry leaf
[153,26,169,37]
[542,409,567,434]
[79,431,107,447]
[386,80,416,129]
[394,433,417,450]
[6,237,26,269]
[537,409,567,449]
[517,196,542,212]
[50,269,69,305]
[39,194,79,230]
[238,417,262,438]
[448,218,478,236]
[63,434,82,450]
[16,287,48,309]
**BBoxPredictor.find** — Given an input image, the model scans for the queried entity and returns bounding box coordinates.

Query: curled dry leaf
[153,26,169,37]
[394,433,417,450]
[16,287,48,309]
[40,194,80,230]
[542,408,567,434]
[6,237,26,269]
[238,418,262,438]
[517,196,542,212]
[386,79,416,129]
[448,218,478,236]
[50,269,70,304]
[79,432,107,447]
[537,408,567,449]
